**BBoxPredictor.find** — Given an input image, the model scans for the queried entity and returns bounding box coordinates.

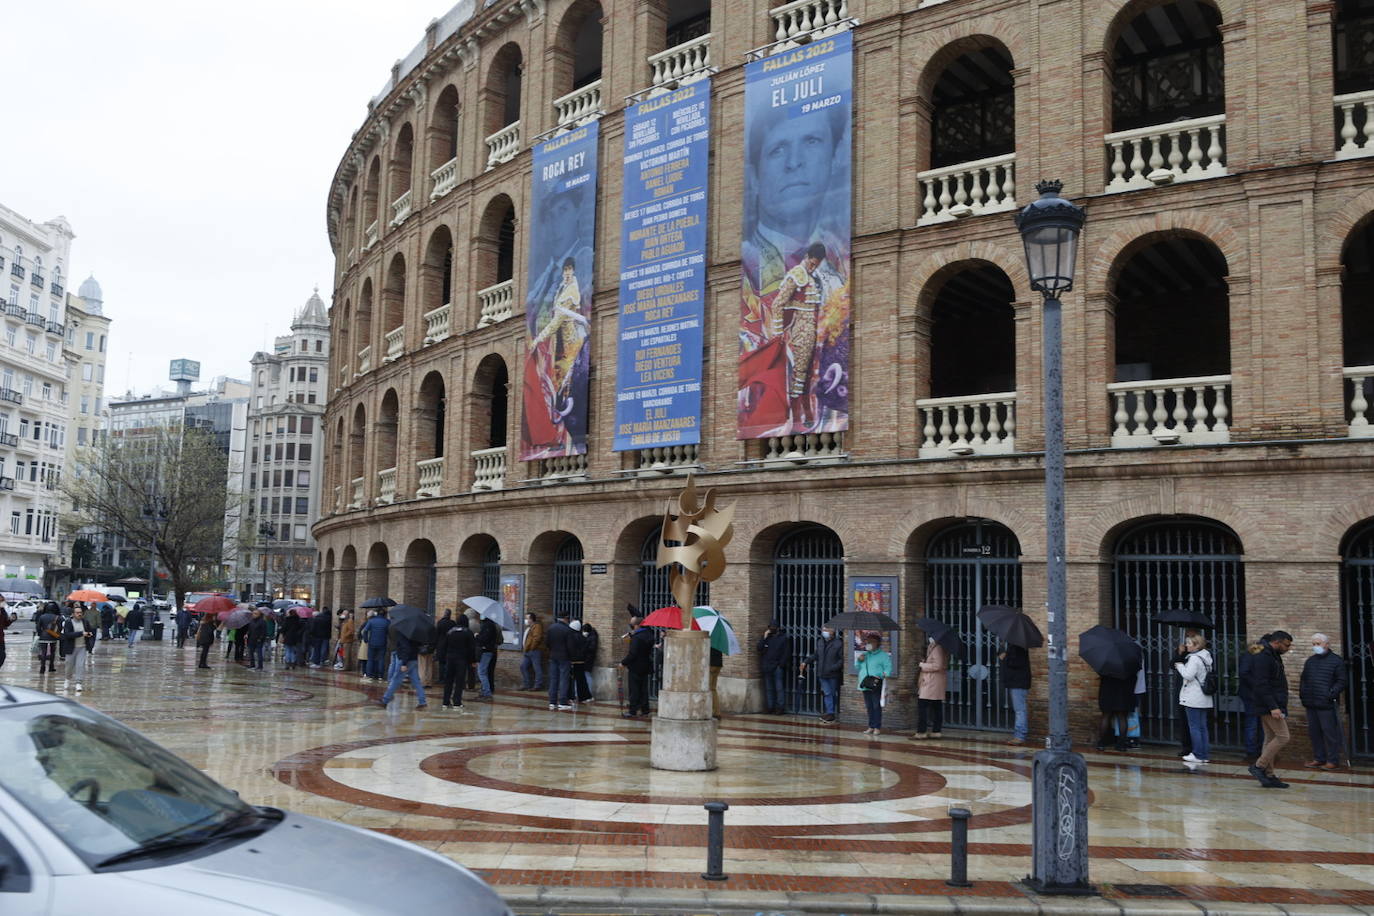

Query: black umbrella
[1077,625,1143,681]
[1152,608,1215,630]
[823,610,899,631]
[977,605,1044,649]
[915,617,966,658]
[389,604,437,645]
[360,596,397,609]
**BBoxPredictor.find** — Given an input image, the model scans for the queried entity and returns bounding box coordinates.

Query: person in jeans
[246,609,269,670]
[378,628,427,710]
[358,609,390,680]
[855,634,892,736]
[124,603,144,648]
[1237,637,1266,759]
[59,604,90,691]
[913,637,949,739]
[475,611,502,699]
[545,613,575,710]
[521,612,547,690]
[801,623,844,724]
[1246,631,1294,788]
[999,642,1032,745]
[568,619,593,703]
[757,622,792,715]
[1300,632,1348,770]
[1174,632,1214,765]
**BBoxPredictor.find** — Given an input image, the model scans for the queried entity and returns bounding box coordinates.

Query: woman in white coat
[1174,632,1214,765]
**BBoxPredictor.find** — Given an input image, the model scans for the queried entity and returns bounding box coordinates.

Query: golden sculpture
[656,475,735,616]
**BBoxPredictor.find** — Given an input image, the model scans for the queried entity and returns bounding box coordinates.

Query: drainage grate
[1114,884,1186,898]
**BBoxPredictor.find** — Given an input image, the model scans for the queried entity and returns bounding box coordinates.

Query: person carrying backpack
[1174,632,1215,765]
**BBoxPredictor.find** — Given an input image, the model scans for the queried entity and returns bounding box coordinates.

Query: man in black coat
[1246,630,1294,788]
[124,605,144,648]
[246,609,269,670]
[620,617,655,718]
[545,613,575,710]
[476,613,502,699]
[434,609,456,684]
[1300,632,1348,769]
[438,615,477,709]
[801,623,844,723]
[757,622,792,715]
[308,608,332,668]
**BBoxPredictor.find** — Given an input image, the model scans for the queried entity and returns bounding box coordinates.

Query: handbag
[860,675,883,691]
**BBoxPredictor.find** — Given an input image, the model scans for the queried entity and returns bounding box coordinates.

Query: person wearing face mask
[1299,633,1347,770]
[801,624,844,723]
[1247,630,1294,788]
[913,636,949,740]
[521,612,547,691]
[855,634,892,736]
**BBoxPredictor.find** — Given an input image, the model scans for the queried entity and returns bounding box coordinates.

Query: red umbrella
[191,595,236,616]
[641,606,702,631]
[284,606,315,619]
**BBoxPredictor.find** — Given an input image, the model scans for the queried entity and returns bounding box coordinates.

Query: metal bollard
[947,807,972,888]
[702,801,729,881]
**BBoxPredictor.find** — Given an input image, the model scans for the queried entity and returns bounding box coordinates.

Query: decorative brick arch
[1076,493,1265,560]
[1088,0,1239,57]
[909,29,1028,103]
[1319,186,1374,267]
[886,493,1042,558]
[1315,499,1374,560]
[1084,211,1244,295]
[906,239,1031,321]
[745,515,854,565]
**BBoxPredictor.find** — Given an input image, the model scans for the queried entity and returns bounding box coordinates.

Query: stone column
[651,628,717,771]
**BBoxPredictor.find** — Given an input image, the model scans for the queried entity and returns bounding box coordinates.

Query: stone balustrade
[376,466,398,505]
[1108,374,1231,447]
[554,80,602,129]
[430,156,459,199]
[1346,365,1374,438]
[423,303,451,344]
[649,34,711,92]
[769,0,852,51]
[383,326,404,363]
[356,346,371,376]
[916,153,1016,225]
[389,189,413,227]
[416,456,444,498]
[363,220,379,250]
[635,444,700,475]
[349,477,364,510]
[485,121,521,170]
[1104,114,1227,192]
[916,392,1016,457]
[477,279,515,327]
[1335,91,1374,159]
[538,452,589,482]
[763,431,846,465]
[472,446,507,491]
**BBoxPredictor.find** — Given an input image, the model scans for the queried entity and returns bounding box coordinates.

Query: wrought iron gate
[1113,519,1246,748]
[925,520,1021,731]
[1343,521,1374,759]
[640,527,710,698]
[774,526,844,714]
[554,536,584,621]
[482,543,500,601]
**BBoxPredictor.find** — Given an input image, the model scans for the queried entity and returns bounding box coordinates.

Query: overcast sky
[2,0,446,396]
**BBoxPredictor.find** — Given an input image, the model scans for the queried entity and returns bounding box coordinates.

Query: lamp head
[1015,180,1086,299]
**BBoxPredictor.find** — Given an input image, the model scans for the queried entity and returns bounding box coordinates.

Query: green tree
[62,425,232,612]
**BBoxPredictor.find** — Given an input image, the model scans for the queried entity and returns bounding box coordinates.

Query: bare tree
[62,426,232,611]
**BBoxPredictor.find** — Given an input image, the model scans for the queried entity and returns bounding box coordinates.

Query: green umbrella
[691,606,741,656]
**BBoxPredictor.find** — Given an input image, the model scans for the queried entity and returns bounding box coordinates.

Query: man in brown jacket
[338,610,357,670]
[521,612,547,690]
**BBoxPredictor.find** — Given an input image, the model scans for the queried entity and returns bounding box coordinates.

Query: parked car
[0,686,512,915]
[9,600,38,618]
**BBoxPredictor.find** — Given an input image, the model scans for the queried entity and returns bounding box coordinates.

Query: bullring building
[316,0,1374,755]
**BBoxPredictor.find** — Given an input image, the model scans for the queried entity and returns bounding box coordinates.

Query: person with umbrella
[620,615,655,719]
[914,634,949,740]
[195,611,218,669]
[358,608,390,680]
[757,621,792,716]
[246,608,270,670]
[855,633,892,736]
[377,609,428,711]
[801,621,844,724]
[1174,632,1215,765]
[999,643,1032,746]
[1078,625,1143,753]
[474,609,502,699]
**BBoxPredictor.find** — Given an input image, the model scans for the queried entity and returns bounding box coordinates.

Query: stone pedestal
[650,628,718,771]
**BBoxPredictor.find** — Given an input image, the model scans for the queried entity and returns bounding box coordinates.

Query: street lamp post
[1015,180,1093,895]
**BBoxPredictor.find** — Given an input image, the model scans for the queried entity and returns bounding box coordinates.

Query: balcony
[1107,375,1231,447]
[1104,114,1227,193]
[423,303,451,344]
[1335,91,1374,159]
[416,456,444,498]
[383,326,404,363]
[4,303,24,319]
[363,220,379,251]
[349,477,364,510]
[31,274,43,290]
[0,432,16,447]
[536,452,588,483]
[649,34,711,93]
[917,392,1016,457]
[477,279,515,327]
[768,0,852,52]
[389,189,413,227]
[50,282,63,298]
[376,466,397,505]
[356,346,372,376]
[9,264,23,280]
[45,321,63,336]
[763,432,847,465]
[634,443,700,476]
[0,389,22,405]
[472,446,506,491]
[1346,366,1374,438]
[430,156,459,200]
[484,121,521,170]
[0,478,12,491]
[24,313,43,328]
[553,80,602,130]
[916,153,1017,226]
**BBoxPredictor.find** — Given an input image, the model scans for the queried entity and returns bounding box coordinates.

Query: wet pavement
[5,631,1374,915]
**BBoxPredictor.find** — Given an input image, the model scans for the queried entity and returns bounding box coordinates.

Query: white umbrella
[462,595,514,630]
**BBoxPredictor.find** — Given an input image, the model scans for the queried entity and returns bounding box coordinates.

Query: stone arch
[363,155,382,226]
[552,0,604,96]
[381,252,407,342]
[1092,0,1238,58]
[469,351,510,454]
[476,192,517,289]
[1081,495,1264,560]
[390,121,415,203]
[906,240,1030,320]
[428,83,462,173]
[1084,213,1244,297]
[1322,187,1374,265]
[484,41,524,135]
[364,541,390,600]
[402,538,438,610]
[338,544,358,610]
[415,370,447,462]
[348,402,367,482]
[1317,497,1374,559]
[376,388,400,472]
[887,494,1043,559]
[356,277,374,356]
[458,533,502,599]
[420,224,454,319]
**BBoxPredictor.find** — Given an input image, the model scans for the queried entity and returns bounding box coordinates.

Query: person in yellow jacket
[521,612,547,690]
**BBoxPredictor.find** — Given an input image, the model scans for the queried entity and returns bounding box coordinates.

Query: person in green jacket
[856,634,893,736]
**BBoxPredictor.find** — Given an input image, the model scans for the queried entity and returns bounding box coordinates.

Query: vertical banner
[521,121,599,460]
[614,82,712,451]
[849,576,900,677]
[500,573,525,649]
[739,32,853,440]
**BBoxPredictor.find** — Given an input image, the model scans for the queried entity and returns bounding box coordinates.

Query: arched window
[483,542,501,601]
[430,85,462,192]
[416,371,446,462]
[1340,218,1374,434]
[1111,0,1224,132]
[553,535,584,621]
[377,389,399,475]
[773,526,844,714]
[390,122,415,217]
[1335,0,1374,95]
[382,254,406,362]
[1341,520,1374,758]
[930,46,1015,169]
